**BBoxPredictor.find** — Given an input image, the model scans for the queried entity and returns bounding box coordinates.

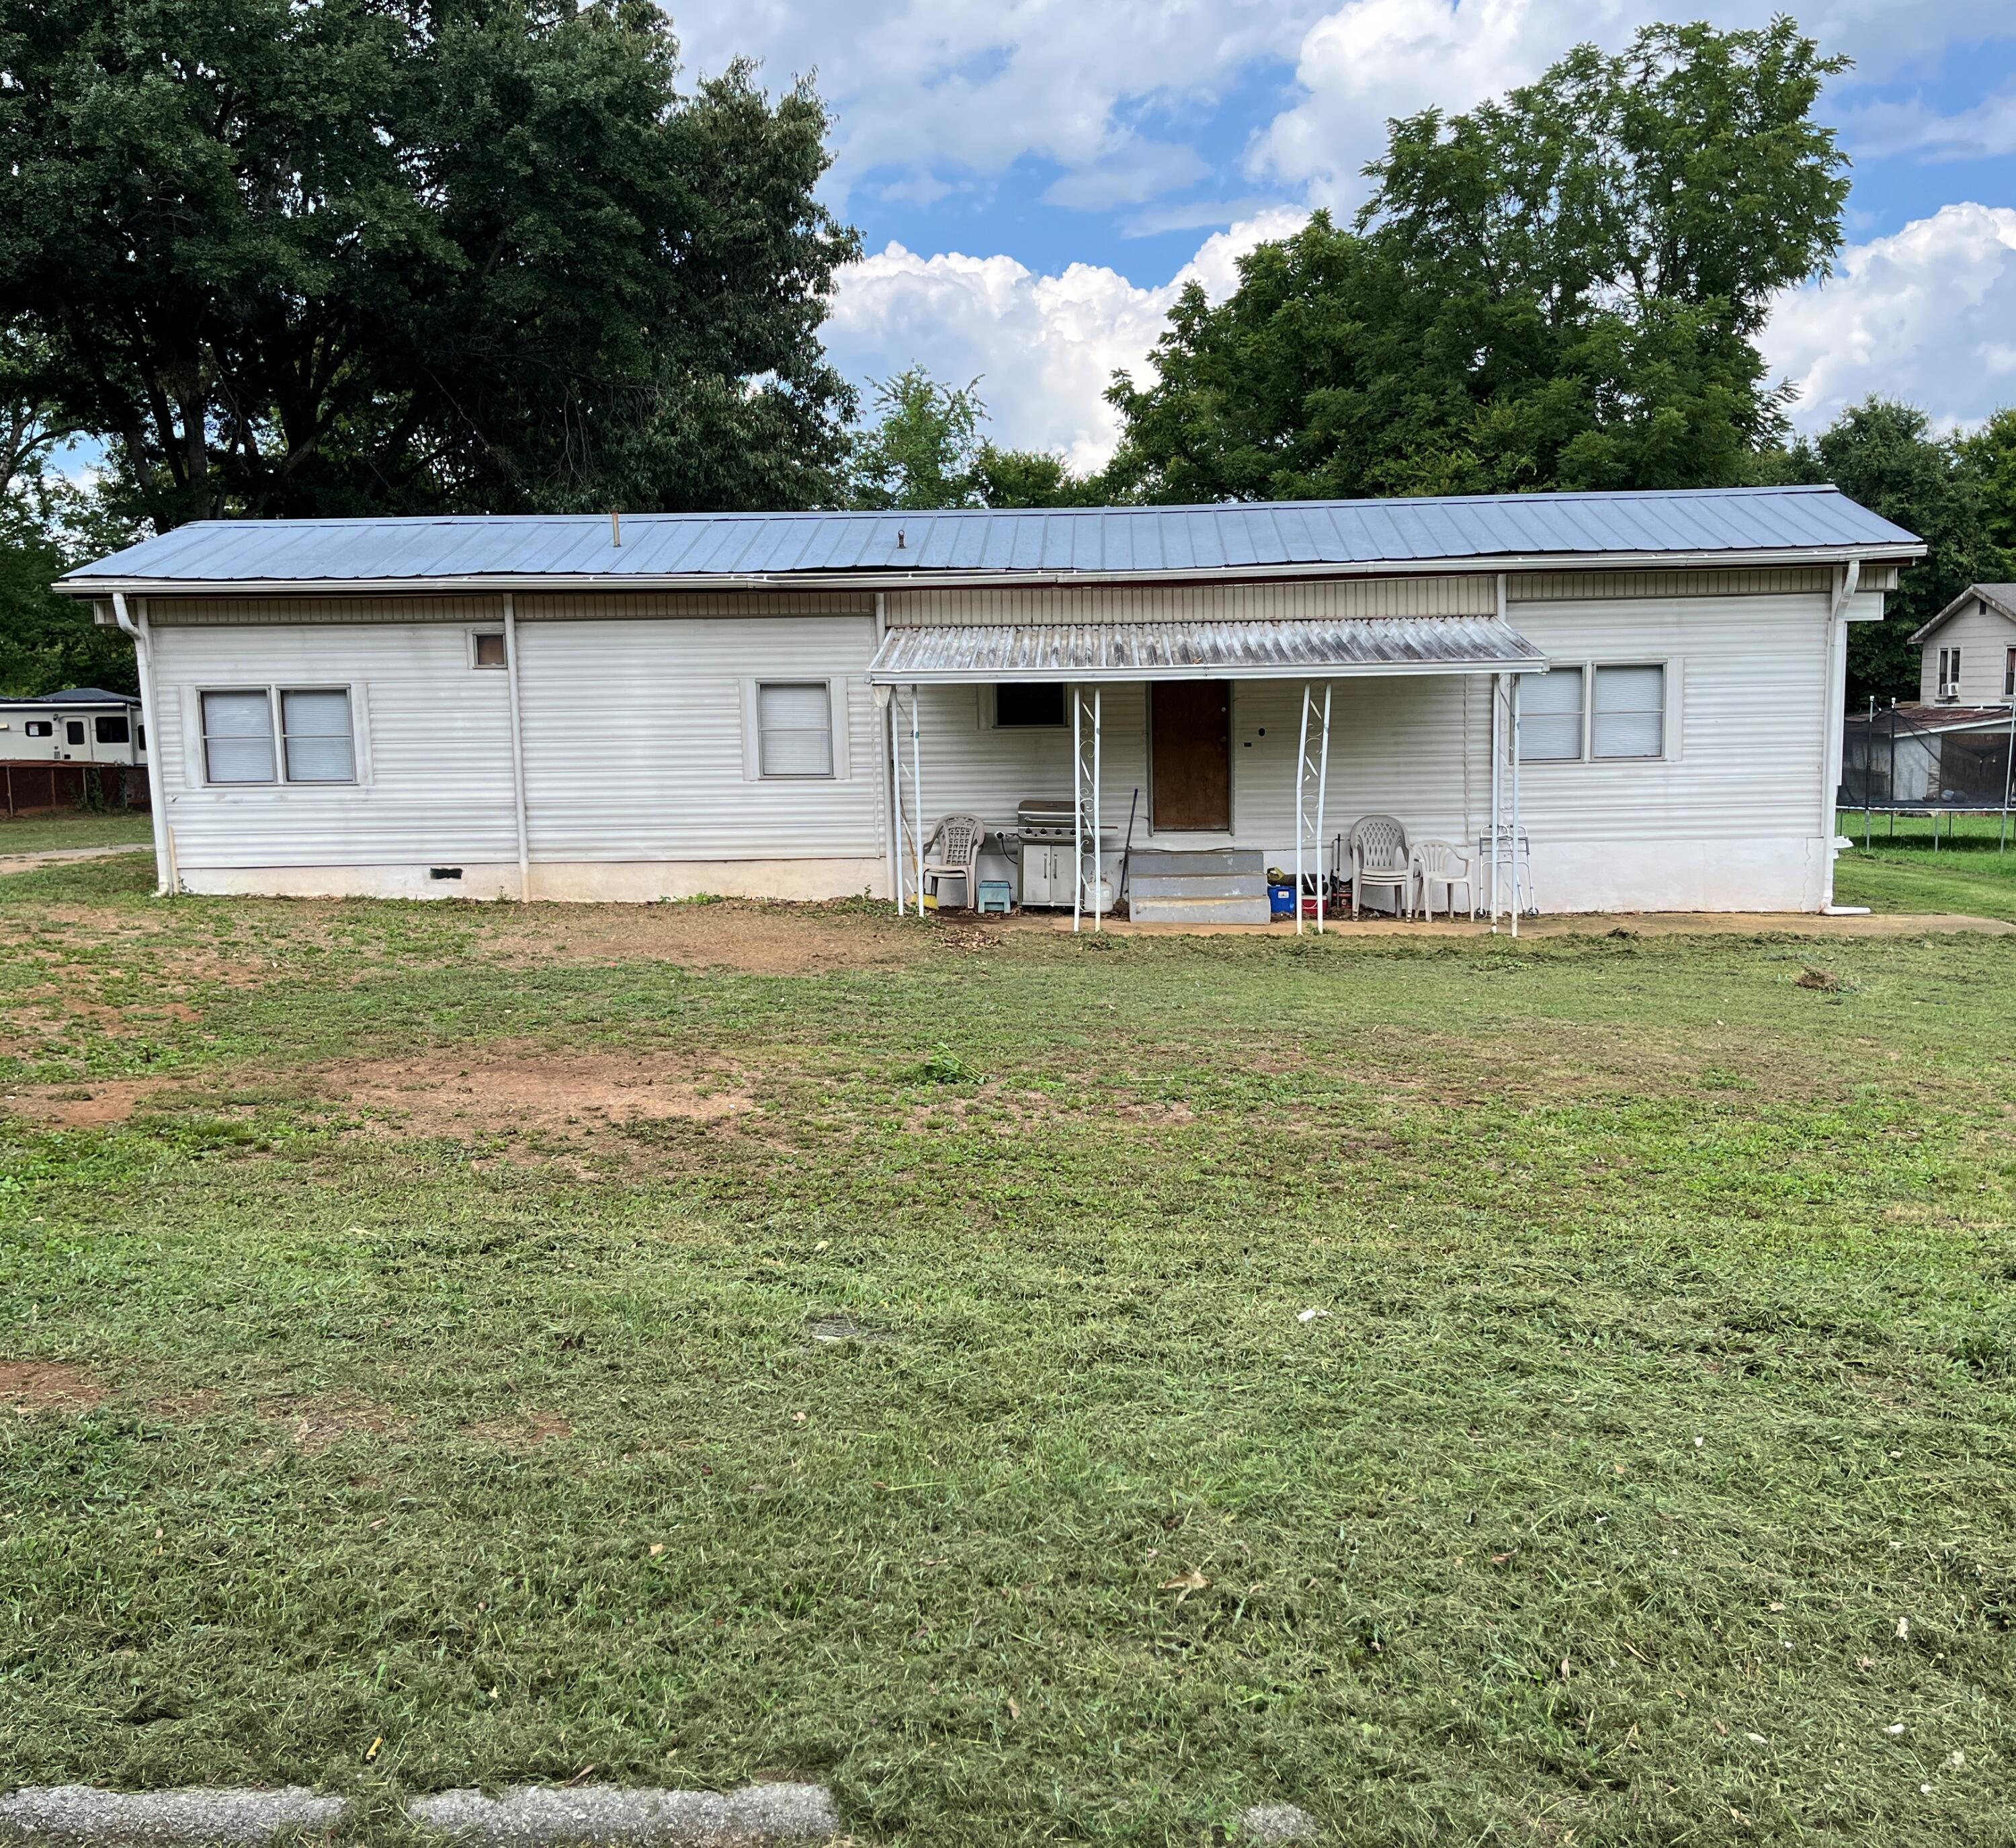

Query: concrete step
[1128,848,1267,878]
[1127,871,1268,900]
[1127,894,1272,926]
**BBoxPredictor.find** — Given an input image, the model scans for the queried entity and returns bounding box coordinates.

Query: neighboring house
[1841,704,2013,809]
[0,688,146,765]
[58,485,1921,915]
[1912,583,2016,706]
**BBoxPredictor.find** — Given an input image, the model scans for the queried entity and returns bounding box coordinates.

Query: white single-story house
[58,485,1921,918]
[0,687,146,765]
[1911,583,2016,707]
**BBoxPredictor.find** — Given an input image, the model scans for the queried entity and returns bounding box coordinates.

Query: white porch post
[1488,671,1503,931]
[1092,685,1104,932]
[1509,671,1523,939]
[1071,684,1083,934]
[1295,682,1335,934]
[909,687,925,917]
[878,684,901,907]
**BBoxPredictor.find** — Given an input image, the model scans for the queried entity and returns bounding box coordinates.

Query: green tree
[1791,400,2007,705]
[846,366,1110,510]
[0,0,859,528]
[1959,407,2016,560]
[1109,19,1849,503]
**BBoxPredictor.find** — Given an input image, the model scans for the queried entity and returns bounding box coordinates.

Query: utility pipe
[502,593,530,902]
[110,592,173,896]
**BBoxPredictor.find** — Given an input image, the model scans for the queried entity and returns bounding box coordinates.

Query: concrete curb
[407,1785,841,1844]
[0,1786,344,1844]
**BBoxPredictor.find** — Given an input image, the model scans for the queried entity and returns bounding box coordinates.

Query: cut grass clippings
[0,855,2011,1845]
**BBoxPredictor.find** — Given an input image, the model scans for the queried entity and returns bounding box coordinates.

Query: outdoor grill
[1013,795,1080,842]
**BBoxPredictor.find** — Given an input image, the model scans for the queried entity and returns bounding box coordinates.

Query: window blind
[1519,666,1584,761]
[757,683,834,778]
[202,691,276,783]
[1591,665,1665,759]
[281,689,355,782]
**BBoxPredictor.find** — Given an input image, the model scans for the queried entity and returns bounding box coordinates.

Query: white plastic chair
[923,814,986,909]
[1407,839,1474,921]
[1348,814,1411,918]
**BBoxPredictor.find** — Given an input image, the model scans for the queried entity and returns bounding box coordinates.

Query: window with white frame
[1518,665,1584,761]
[1517,663,1667,762]
[756,681,834,778]
[2005,647,2015,698]
[1938,646,1961,698]
[280,689,356,782]
[202,688,357,784]
[202,690,278,783]
[472,631,507,669]
[1591,665,1665,759]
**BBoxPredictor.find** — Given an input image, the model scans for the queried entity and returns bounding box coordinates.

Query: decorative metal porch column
[1295,681,1333,935]
[1071,684,1103,933]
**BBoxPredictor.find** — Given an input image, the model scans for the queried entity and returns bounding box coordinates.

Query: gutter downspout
[503,593,530,902]
[111,592,174,896]
[1820,560,1860,911]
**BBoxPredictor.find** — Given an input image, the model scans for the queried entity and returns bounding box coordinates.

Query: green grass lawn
[1833,810,2016,922]
[1,858,2012,1845]
[0,809,155,855]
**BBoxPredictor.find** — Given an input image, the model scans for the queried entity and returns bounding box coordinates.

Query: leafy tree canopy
[1108,17,1849,503]
[0,0,860,528]
[1788,399,2010,705]
[845,366,1112,511]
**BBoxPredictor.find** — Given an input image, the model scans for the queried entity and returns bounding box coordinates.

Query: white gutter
[110,592,175,897]
[52,543,1927,601]
[503,593,531,902]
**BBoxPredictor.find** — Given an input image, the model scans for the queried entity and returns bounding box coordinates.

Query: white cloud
[1763,203,2016,433]
[1840,81,2016,164]
[826,210,1307,469]
[667,0,1329,199]
[1257,0,2016,207]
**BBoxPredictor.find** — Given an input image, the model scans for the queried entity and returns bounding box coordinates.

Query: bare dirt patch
[1,1360,104,1416]
[276,1394,401,1454]
[480,900,943,974]
[333,1048,756,1139]
[3,1079,169,1127]
[466,1412,573,1447]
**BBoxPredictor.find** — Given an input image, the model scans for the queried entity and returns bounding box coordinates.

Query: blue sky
[671,1,2016,466]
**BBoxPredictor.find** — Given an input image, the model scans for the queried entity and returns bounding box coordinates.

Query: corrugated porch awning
[867,614,1548,683]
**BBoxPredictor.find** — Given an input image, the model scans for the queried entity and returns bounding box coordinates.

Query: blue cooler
[1268,882,1296,918]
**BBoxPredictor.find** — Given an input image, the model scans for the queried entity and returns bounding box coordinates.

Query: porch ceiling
[866,614,1549,684]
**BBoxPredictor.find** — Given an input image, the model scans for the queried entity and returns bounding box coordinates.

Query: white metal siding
[517,617,883,861]
[885,577,1495,627]
[1919,600,2016,704]
[151,622,519,868]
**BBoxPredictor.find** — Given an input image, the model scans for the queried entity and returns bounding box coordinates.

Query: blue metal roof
[61,486,1921,589]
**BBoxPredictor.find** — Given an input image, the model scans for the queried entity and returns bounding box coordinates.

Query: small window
[65,720,85,746]
[202,691,277,783]
[23,720,51,739]
[1591,665,1665,760]
[994,683,1066,728]
[2005,647,2013,698]
[95,714,130,745]
[1939,646,1961,698]
[1519,665,1584,761]
[472,631,507,669]
[757,682,834,778]
[280,689,355,782]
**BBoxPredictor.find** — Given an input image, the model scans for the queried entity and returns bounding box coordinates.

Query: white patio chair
[1347,814,1411,918]
[923,813,986,909]
[1407,839,1474,921]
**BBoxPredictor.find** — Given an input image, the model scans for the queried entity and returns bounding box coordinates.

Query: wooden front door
[1150,680,1232,831]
